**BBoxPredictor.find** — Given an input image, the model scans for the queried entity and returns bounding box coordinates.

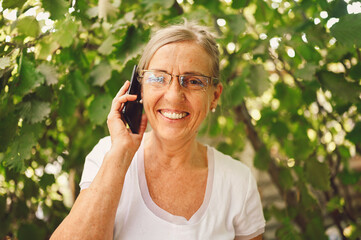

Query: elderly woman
[51,22,265,240]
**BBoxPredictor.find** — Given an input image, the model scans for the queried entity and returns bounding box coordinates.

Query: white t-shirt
[80,136,265,240]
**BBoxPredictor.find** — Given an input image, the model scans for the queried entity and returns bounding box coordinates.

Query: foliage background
[1,0,361,239]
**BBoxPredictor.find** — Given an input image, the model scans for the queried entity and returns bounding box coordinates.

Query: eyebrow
[149,69,208,76]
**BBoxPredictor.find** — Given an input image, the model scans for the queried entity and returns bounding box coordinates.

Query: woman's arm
[51,81,147,240]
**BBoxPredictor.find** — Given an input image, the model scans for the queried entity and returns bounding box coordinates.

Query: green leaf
[246,64,270,96]
[37,63,58,85]
[305,158,331,191]
[35,36,59,60]
[98,34,118,55]
[326,196,345,212]
[143,0,175,9]
[0,56,11,70]
[16,16,40,38]
[58,90,77,118]
[331,13,361,47]
[53,18,78,48]
[346,121,361,144]
[69,69,90,98]
[88,93,112,125]
[20,100,51,124]
[226,14,246,36]
[279,167,293,190]
[41,0,69,20]
[253,145,271,171]
[318,70,361,103]
[225,77,249,107]
[90,61,112,86]
[4,124,42,171]
[18,223,46,240]
[0,114,18,152]
[1,0,26,9]
[349,63,361,80]
[294,63,318,81]
[231,0,249,9]
[15,57,45,96]
[39,173,56,189]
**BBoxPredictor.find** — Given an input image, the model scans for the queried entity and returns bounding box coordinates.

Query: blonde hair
[138,21,220,83]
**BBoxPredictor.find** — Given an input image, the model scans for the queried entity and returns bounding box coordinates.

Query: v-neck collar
[137,138,215,225]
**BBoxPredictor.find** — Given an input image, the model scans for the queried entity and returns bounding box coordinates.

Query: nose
[163,75,185,101]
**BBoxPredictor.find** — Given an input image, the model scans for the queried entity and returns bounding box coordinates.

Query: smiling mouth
[159,110,189,120]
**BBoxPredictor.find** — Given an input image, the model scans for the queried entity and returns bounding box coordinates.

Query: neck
[144,131,207,170]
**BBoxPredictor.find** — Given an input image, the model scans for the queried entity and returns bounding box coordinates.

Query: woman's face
[141,41,222,142]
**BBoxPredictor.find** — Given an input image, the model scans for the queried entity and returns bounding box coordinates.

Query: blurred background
[0,0,361,239]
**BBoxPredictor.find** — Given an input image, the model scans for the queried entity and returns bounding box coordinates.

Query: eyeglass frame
[138,70,219,90]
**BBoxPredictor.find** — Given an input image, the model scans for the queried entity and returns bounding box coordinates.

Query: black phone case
[122,65,143,134]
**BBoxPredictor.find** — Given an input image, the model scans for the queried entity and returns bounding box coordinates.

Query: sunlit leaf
[53,18,79,48]
[41,0,68,20]
[0,56,11,70]
[16,17,40,38]
[37,63,58,85]
[1,0,26,9]
[90,61,112,86]
[318,70,361,103]
[19,100,51,124]
[15,57,45,96]
[226,14,246,36]
[88,93,112,125]
[331,13,361,47]
[98,35,118,55]
[294,63,318,81]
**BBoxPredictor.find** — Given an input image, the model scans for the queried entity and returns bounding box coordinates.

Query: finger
[111,94,138,112]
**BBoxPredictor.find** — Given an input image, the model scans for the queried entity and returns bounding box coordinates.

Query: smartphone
[122,65,143,134]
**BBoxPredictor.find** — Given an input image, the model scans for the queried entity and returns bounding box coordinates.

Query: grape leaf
[90,61,112,86]
[16,17,40,38]
[318,70,361,103]
[88,93,112,125]
[19,100,51,124]
[41,0,68,20]
[346,121,361,144]
[37,63,58,85]
[15,57,45,96]
[69,69,90,98]
[2,0,26,9]
[295,63,318,81]
[331,13,361,47]
[98,35,117,55]
[246,64,270,97]
[53,19,79,48]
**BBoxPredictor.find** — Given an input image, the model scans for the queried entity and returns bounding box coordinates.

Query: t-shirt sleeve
[234,171,266,240]
[79,137,111,190]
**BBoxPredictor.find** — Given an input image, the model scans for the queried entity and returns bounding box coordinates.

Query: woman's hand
[106,80,147,155]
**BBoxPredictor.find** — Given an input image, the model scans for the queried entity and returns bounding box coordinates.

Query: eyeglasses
[139,70,218,91]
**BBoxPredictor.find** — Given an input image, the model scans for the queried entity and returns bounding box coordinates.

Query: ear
[210,83,223,109]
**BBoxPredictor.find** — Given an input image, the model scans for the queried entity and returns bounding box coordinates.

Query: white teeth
[161,111,187,119]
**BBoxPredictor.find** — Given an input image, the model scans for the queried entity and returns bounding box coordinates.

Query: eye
[145,73,165,84]
[182,76,206,88]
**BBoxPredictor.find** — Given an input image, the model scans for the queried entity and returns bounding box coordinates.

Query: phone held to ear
[122,65,143,134]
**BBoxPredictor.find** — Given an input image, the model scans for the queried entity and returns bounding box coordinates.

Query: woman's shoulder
[209,146,252,181]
